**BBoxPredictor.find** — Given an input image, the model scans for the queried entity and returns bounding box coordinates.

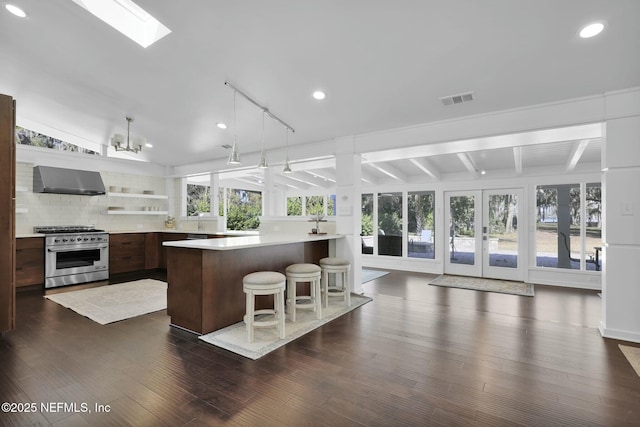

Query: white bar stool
[285,263,322,322]
[242,271,286,343]
[319,257,351,308]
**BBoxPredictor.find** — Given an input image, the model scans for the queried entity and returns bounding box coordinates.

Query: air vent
[221,144,232,149]
[441,92,474,106]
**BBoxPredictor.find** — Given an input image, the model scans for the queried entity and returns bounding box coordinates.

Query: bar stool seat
[319,257,351,308]
[243,271,286,343]
[285,263,322,322]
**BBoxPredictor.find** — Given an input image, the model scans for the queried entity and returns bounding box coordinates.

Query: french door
[444,189,523,281]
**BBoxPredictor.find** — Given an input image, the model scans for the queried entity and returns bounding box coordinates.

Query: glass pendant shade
[258,150,269,169]
[282,157,292,174]
[227,139,240,165]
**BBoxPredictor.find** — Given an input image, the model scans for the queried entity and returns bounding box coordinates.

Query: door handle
[483,226,487,234]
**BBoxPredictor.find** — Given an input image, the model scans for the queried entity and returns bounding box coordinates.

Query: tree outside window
[187,184,210,216]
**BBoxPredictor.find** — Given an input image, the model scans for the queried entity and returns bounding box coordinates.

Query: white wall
[600,90,640,342]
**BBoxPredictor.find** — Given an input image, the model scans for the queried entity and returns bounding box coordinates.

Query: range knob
[62,239,68,243]
[90,237,96,241]
[54,239,60,243]
[84,237,89,241]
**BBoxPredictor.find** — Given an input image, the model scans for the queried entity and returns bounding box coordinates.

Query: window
[536,183,600,271]
[408,191,435,259]
[361,194,374,254]
[306,196,324,216]
[225,188,262,231]
[16,126,99,155]
[287,196,302,216]
[378,192,402,256]
[186,174,211,216]
[286,195,335,216]
[187,184,210,216]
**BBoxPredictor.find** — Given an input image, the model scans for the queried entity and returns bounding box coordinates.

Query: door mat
[428,274,534,296]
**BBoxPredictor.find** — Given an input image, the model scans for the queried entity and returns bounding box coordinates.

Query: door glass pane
[487,194,518,268]
[408,191,435,259]
[378,192,402,256]
[450,195,475,265]
[361,194,374,254]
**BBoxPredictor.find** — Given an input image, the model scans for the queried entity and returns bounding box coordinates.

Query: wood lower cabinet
[159,233,188,269]
[109,232,230,275]
[15,238,44,287]
[109,233,146,274]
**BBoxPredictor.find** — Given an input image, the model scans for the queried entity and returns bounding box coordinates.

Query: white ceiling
[1,1,639,186]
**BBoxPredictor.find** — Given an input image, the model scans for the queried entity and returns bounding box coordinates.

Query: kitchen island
[163,234,344,334]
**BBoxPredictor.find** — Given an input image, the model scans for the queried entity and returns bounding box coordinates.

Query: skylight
[71,0,171,48]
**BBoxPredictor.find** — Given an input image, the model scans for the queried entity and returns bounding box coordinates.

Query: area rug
[428,275,534,296]
[362,268,389,283]
[44,279,167,325]
[199,294,372,360]
[619,344,640,377]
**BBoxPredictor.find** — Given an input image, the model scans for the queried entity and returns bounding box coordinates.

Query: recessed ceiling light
[579,22,604,38]
[145,143,153,148]
[312,90,326,100]
[5,4,27,18]
[216,122,227,129]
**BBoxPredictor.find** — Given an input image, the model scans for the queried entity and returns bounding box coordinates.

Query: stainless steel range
[34,225,109,289]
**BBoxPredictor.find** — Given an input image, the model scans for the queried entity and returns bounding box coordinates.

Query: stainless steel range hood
[33,166,106,196]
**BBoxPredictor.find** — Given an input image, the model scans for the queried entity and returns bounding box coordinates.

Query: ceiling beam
[361,169,378,185]
[365,162,407,182]
[565,139,590,171]
[302,169,336,183]
[513,146,523,175]
[409,158,440,180]
[456,152,479,177]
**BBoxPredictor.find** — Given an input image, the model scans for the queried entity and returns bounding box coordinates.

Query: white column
[600,111,640,343]
[334,136,363,293]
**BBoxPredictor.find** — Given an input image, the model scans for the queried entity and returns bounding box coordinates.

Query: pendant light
[227,90,241,165]
[258,111,268,169]
[282,126,292,174]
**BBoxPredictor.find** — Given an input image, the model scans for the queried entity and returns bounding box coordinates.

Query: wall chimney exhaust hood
[33,166,106,196]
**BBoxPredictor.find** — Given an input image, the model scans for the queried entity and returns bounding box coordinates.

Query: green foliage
[408,192,435,234]
[187,184,210,216]
[226,189,262,231]
[287,197,302,216]
[377,193,402,235]
[306,196,324,215]
[361,213,373,235]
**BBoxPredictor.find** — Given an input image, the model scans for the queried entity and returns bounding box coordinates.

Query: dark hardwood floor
[1,270,639,426]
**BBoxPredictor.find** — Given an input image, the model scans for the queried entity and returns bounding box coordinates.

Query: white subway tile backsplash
[16,162,168,234]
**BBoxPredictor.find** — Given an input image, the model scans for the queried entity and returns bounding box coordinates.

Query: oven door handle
[47,244,108,252]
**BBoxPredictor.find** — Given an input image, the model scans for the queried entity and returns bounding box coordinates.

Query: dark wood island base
[166,239,329,334]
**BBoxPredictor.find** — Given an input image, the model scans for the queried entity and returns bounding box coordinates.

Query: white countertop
[162,234,344,251]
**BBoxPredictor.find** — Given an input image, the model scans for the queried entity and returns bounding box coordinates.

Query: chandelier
[111,116,145,153]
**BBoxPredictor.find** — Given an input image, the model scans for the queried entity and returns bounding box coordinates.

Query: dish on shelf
[143,190,154,195]
[108,206,125,211]
[121,187,130,193]
[108,186,120,192]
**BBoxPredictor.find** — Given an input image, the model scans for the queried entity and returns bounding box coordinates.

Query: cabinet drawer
[15,238,44,287]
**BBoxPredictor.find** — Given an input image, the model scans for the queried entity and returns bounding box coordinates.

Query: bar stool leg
[246,290,254,343]
[278,289,286,339]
